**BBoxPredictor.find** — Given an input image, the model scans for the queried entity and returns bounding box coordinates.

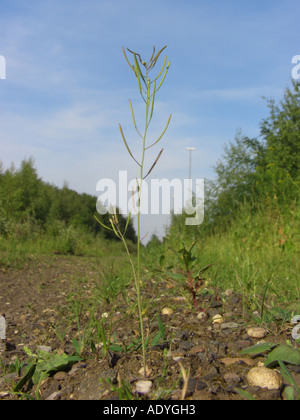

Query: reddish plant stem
[186,270,197,308]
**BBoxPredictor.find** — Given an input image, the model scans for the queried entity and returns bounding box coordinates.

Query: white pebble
[247,327,267,339]
[135,380,152,395]
[212,314,223,324]
[247,367,282,390]
[161,307,173,316]
[197,312,207,321]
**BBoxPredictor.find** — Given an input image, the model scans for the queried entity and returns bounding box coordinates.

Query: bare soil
[0,255,299,400]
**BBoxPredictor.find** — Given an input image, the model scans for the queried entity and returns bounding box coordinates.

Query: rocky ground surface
[0,255,299,400]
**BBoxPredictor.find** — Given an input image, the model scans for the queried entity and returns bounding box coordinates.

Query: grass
[157,200,300,319]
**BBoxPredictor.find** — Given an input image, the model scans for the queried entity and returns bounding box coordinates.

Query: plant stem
[135,72,150,377]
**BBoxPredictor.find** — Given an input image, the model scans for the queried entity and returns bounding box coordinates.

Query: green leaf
[197,264,213,276]
[240,342,277,356]
[265,344,300,367]
[283,386,295,400]
[72,338,81,356]
[151,331,163,347]
[13,363,36,393]
[234,387,256,401]
[109,344,124,352]
[166,271,186,281]
[279,360,300,393]
[157,314,165,341]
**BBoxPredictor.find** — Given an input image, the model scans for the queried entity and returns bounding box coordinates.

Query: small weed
[163,241,212,309]
[13,347,81,398]
[105,373,136,400]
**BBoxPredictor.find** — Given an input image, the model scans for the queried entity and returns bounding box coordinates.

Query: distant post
[186,147,196,201]
[0,55,6,79]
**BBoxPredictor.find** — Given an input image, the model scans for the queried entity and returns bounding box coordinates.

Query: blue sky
[0,0,299,239]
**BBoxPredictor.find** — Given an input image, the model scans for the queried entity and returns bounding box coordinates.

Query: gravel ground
[0,255,299,400]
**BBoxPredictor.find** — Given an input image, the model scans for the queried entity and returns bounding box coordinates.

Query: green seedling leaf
[157,314,165,341]
[166,271,186,281]
[151,331,163,347]
[240,342,277,356]
[72,338,82,356]
[265,344,300,368]
[234,387,256,401]
[109,344,124,352]
[196,264,213,276]
[13,363,36,393]
[279,360,300,394]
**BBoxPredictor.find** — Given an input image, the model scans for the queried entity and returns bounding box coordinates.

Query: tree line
[0,158,136,243]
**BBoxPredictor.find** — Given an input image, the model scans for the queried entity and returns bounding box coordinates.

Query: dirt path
[0,255,299,400]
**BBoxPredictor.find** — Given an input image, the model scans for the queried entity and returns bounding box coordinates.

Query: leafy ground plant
[241,341,300,400]
[13,347,81,398]
[163,241,212,309]
[95,46,171,376]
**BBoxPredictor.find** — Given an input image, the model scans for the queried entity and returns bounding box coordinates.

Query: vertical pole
[186,147,196,202]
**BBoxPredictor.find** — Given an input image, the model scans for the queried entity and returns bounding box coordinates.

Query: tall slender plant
[95,46,171,375]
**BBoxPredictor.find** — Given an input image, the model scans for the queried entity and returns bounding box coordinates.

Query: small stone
[230,295,240,305]
[179,340,195,351]
[211,300,223,308]
[247,327,267,339]
[46,391,62,400]
[247,367,282,390]
[197,312,207,321]
[53,371,68,381]
[188,345,206,356]
[252,311,261,319]
[223,372,241,385]
[136,380,152,395]
[212,314,223,324]
[68,362,87,376]
[161,307,173,316]
[224,289,234,297]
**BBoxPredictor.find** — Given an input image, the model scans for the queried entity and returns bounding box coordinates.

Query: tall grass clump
[95,46,171,375]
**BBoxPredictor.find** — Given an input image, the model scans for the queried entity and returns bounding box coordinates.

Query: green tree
[206,130,257,227]
[256,80,300,202]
